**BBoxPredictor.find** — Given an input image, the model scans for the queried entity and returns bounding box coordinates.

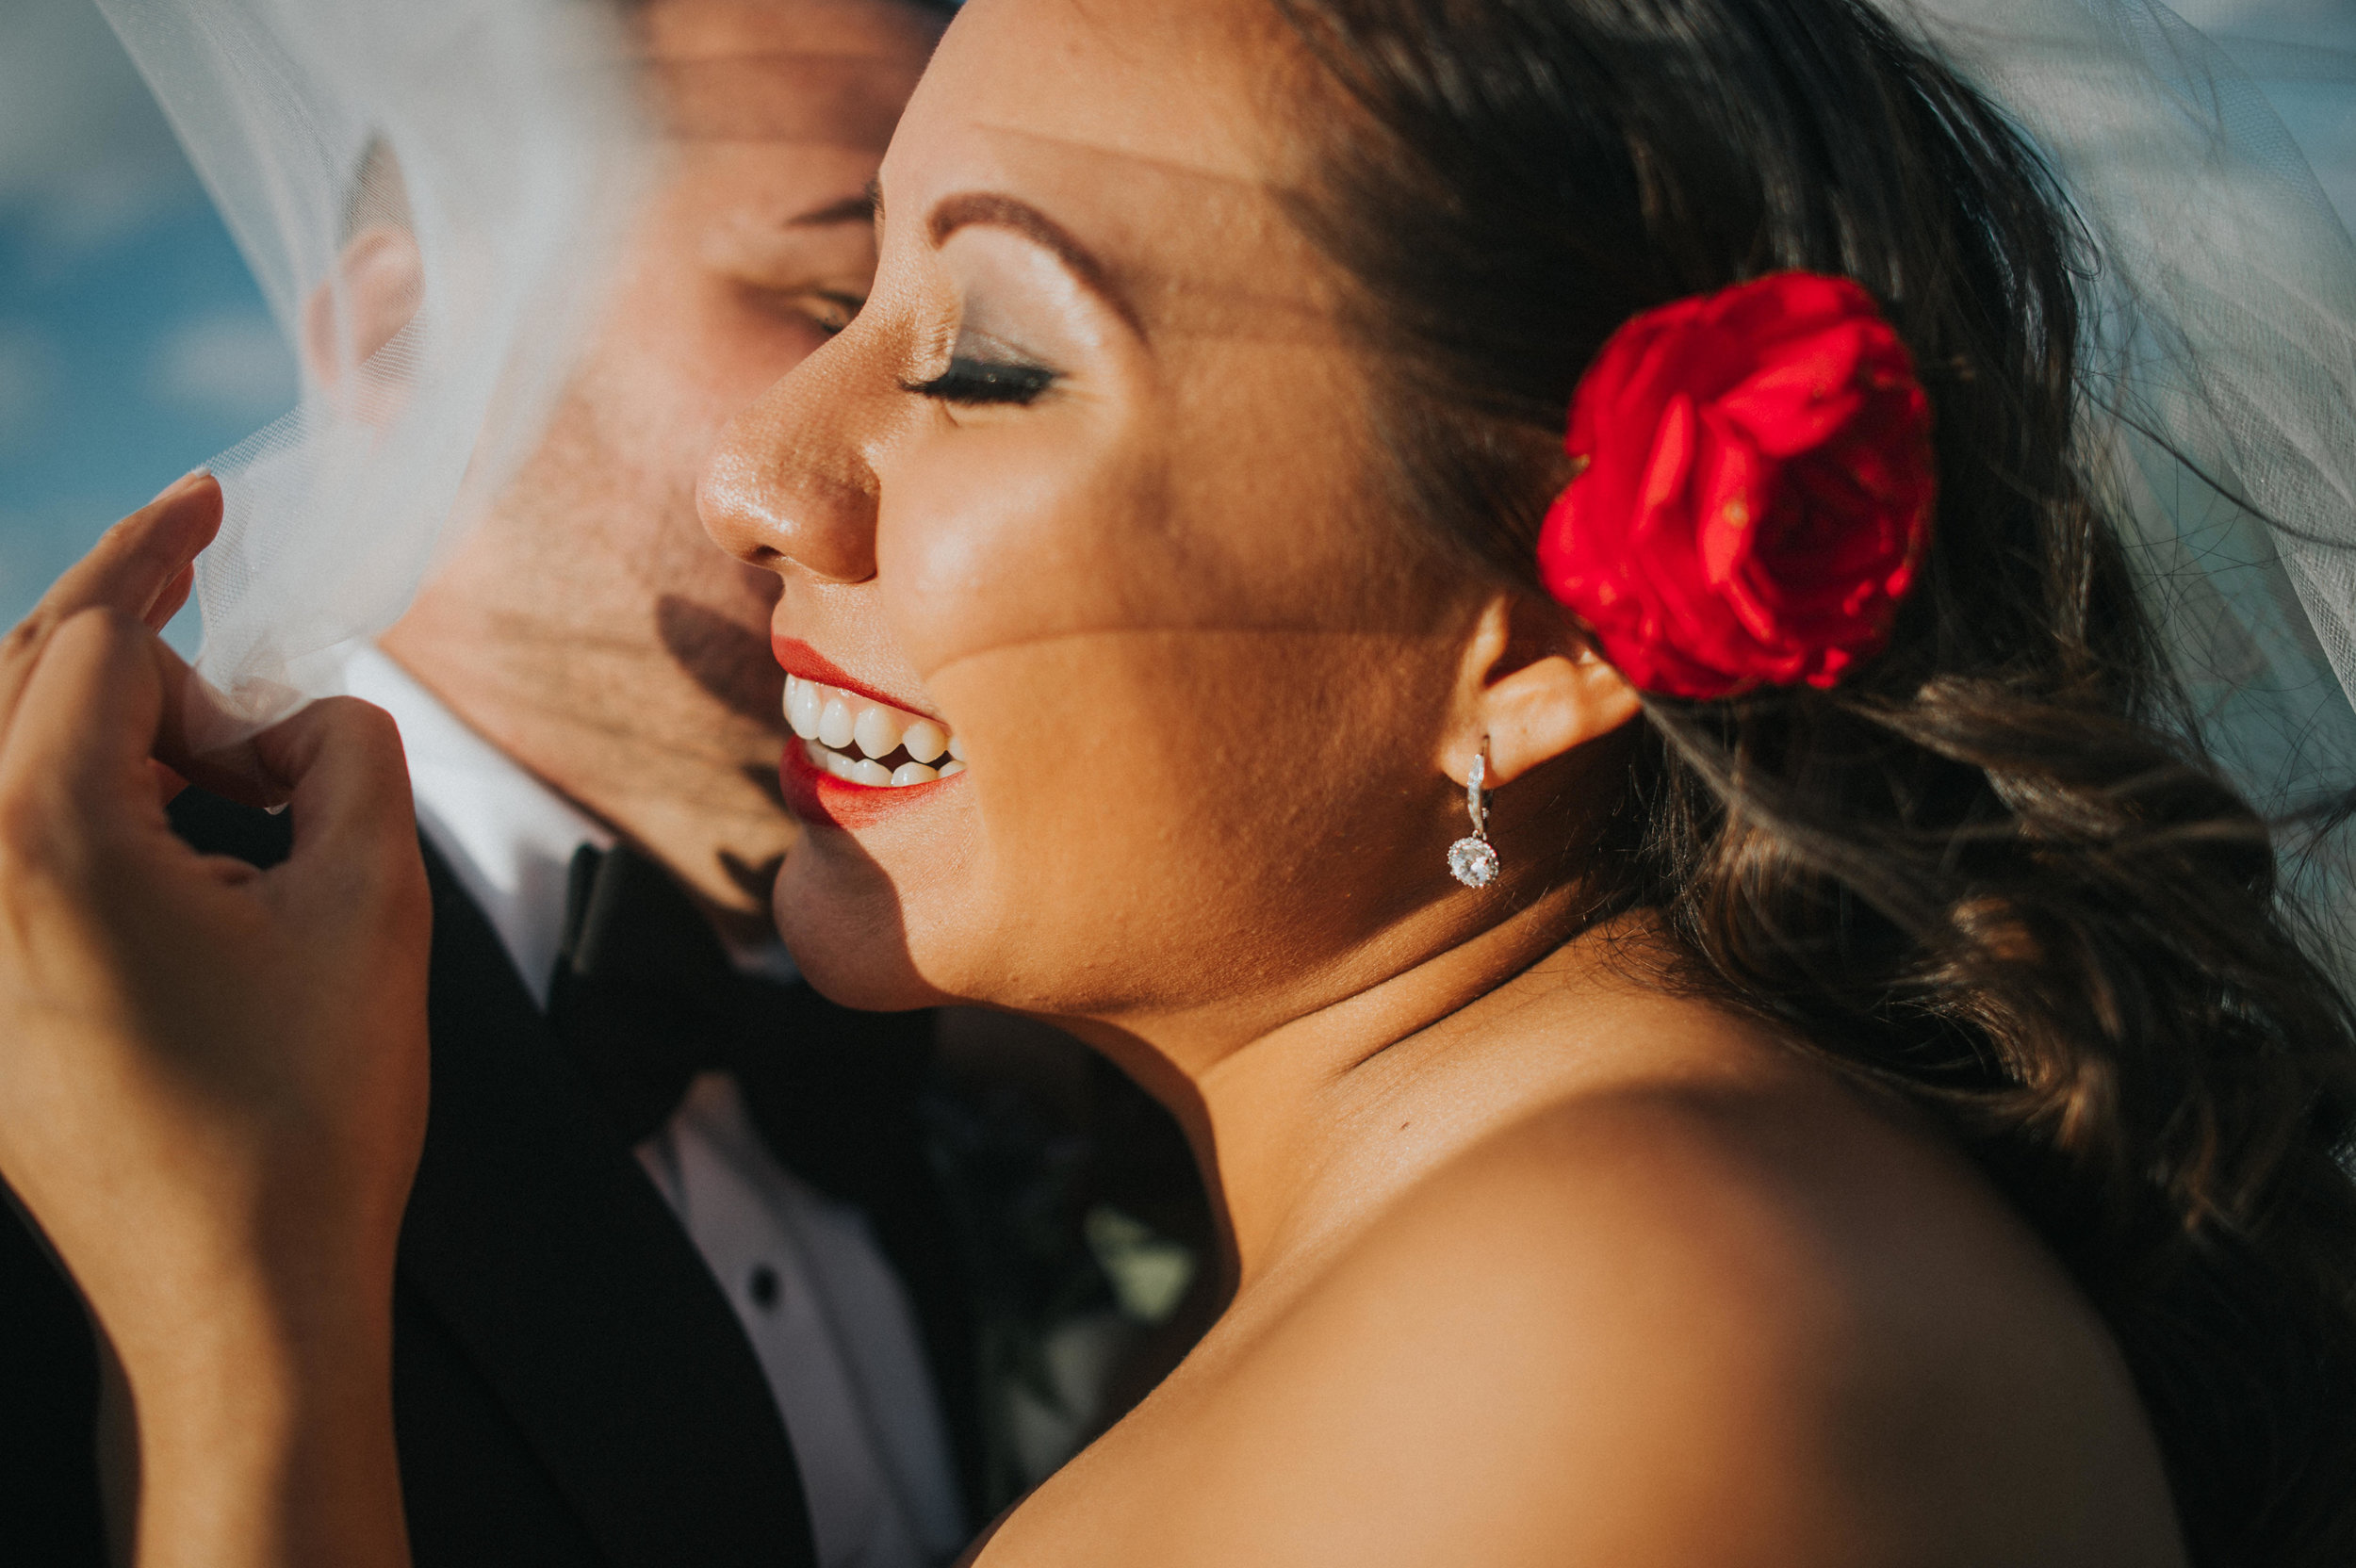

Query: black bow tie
[544,842,936,1206]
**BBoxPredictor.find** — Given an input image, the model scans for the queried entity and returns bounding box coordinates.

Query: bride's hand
[0,473,427,1567]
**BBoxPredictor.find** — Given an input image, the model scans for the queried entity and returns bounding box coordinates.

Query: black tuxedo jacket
[2,790,973,1566]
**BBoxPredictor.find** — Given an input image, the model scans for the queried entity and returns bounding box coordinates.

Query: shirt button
[748,1263,781,1310]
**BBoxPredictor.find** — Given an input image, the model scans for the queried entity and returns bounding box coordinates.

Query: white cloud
[150,311,296,422]
[0,323,60,449]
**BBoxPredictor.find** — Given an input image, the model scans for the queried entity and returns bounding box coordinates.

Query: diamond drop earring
[1447,742,1499,889]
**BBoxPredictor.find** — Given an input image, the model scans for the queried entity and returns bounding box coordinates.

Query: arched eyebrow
[925,190,1143,335]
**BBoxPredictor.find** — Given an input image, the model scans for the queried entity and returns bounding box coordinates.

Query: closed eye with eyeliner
[890,191,1138,412]
[905,351,1059,405]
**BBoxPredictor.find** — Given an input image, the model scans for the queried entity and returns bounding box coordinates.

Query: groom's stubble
[378,0,946,942]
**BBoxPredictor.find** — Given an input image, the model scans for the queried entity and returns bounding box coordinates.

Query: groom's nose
[698,341,886,585]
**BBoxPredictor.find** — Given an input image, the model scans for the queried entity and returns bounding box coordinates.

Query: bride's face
[701,0,1492,1022]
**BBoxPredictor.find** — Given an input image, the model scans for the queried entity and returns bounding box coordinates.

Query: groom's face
[380,0,944,931]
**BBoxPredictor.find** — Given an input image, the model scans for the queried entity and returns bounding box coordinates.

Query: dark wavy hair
[1267,0,2356,1560]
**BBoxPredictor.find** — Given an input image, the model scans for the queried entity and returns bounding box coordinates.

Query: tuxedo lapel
[0,1184,106,1562]
[400,837,818,1568]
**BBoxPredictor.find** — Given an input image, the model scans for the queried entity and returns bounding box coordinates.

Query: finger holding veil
[0,0,653,1523]
[0,477,431,1568]
[0,0,657,1336]
[89,0,649,749]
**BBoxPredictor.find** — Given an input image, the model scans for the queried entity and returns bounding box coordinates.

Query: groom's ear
[299,224,425,412]
[1440,592,1640,789]
[300,138,423,409]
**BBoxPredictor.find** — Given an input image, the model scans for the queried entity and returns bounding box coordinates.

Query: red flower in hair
[1535,271,1935,699]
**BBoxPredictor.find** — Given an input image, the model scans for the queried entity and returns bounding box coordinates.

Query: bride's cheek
[843,343,1403,1006]
[880,406,1161,666]
[905,628,1428,1014]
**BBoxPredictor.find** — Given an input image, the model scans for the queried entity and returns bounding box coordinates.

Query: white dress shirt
[339,646,967,1568]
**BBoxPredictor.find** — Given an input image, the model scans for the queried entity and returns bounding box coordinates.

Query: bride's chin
[769,843,961,1012]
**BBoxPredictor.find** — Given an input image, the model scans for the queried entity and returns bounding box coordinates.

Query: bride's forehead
[916,0,1296,172]
[882,122,1352,344]
[633,0,943,58]
[902,124,1270,227]
[646,53,924,146]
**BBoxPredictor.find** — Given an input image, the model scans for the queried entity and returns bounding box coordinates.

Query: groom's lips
[771,636,962,830]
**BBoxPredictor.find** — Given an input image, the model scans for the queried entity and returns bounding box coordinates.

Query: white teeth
[853,704,905,760]
[789,674,963,782]
[817,695,856,749]
[786,677,823,740]
[901,720,947,765]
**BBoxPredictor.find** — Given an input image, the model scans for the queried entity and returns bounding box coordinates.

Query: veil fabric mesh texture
[1879,0,2356,964]
[94,0,649,745]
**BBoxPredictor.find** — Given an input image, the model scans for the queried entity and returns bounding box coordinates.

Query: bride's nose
[698,346,883,584]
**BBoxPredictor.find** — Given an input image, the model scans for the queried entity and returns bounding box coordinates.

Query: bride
[4,0,2353,1561]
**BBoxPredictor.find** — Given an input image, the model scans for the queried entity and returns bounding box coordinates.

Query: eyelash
[803,292,864,335]
[906,357,1059,407]
[739,286,864,336]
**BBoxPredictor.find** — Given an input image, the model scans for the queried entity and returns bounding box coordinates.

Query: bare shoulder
[1236,1076,2184,1566]
[1006,1064,2187,1568]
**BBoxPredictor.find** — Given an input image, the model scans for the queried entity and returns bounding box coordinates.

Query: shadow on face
[381,0,949,919]
[700,0,1560,1026]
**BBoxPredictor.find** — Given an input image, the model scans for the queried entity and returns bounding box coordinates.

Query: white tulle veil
[92,0,650,748]
[1862,0,2356,967]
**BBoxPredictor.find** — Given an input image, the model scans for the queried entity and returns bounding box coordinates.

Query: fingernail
[266,800,289,816]
[157,467,212,502]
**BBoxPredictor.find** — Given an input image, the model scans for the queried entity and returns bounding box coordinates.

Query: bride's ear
[1441,592,1641,788]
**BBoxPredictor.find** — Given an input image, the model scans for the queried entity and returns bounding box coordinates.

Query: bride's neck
[1067,875,1638,1296]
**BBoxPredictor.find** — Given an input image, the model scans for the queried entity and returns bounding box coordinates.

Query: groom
[0,1,1001,1563]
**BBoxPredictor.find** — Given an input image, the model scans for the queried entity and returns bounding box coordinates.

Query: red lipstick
[771,637,963,830]
[771,636,934,715]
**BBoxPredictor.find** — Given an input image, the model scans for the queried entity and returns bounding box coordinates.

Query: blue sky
[0,0,295,650]
[1,0,2349,658]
